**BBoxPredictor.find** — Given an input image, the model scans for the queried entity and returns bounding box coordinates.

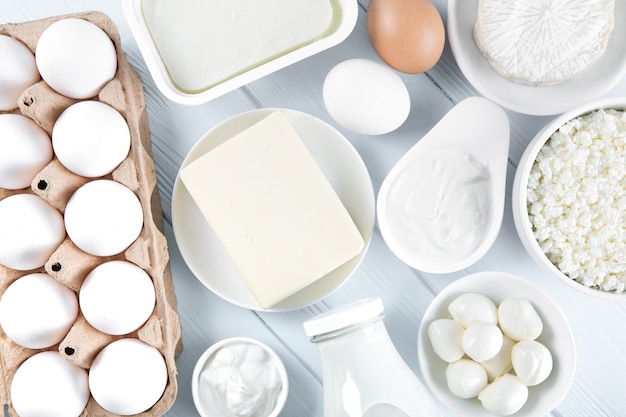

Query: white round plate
[172,108,375,311]
[447,0,626,115]
[417,271,576,417]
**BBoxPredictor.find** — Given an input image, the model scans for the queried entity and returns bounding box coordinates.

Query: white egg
[428,318,465,362]
[481,334,515,381]
[0,273,78,349]
[478,374,528,416]
[511,340,553,386]
[0,113,52,189]
[322,58,410,135]
[80,260,156,335]
[52,101,130,177]
[64,179,143,257]
[462,322,503,362]
[448,292,498,327]
[498,297,543,341]
[35,18,117,99]
[89,338,168,415]
[446,359,488,399]
[10,351,89,417]
[0,34,39,110]
[0,193,65,270]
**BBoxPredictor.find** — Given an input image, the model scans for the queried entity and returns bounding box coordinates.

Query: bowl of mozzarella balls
[417,271,576,417]
[513,97,626,299]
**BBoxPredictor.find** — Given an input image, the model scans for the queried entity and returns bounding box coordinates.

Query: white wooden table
[3,1,626,416]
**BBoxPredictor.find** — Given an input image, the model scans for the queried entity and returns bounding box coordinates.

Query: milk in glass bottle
[303,297,441,417]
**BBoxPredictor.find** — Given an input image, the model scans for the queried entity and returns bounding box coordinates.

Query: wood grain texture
[2,1,626,416]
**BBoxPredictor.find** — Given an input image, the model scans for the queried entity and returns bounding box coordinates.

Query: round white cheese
[474,0,615,85]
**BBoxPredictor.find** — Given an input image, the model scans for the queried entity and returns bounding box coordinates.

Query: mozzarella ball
[0,273,78,349]
[448,292,498,327]
[481,334,515,381]
[64,180,143,257]
[478,374,528,416]
[36,18,117,99]
[80,260,155,335]
[0,35,39,110]
[498,297,543,341]
[11,351,89,417]
[0,113,52,189]
[89,338,168,415]
[446,359,488,399]
[323,58,410,135]
[512,340,553,386]
[428,318,465,362]
[462,322,503,362]
[0,193,65,270]
[52,101,130,177]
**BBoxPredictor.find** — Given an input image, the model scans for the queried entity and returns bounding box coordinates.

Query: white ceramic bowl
[512,97,626,300]
[123,0,357,105]
[172,108,375,311]
[447,0,626,115]
[192,337,289,417]
[417,271,576,417]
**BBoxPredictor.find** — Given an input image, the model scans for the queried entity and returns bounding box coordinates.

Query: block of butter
[180,111,364,308]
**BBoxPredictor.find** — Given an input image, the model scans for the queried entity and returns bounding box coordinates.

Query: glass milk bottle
[303,297,441,417]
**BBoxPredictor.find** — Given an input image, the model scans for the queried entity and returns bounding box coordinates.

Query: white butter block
[180,111,364,308]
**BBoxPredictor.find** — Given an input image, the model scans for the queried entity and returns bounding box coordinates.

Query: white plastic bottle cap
[303,297,384,337]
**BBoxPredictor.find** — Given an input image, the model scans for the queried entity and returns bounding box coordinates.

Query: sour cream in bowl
[512,96,626,299]
[192,337,289,417]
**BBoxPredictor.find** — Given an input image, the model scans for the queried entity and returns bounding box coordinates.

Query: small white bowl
[512,96,626,300]
[123,0,357,105]
[192,337,289,417]
[417,271,576,417]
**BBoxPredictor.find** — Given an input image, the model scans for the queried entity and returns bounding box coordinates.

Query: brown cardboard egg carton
[0,12,182,416]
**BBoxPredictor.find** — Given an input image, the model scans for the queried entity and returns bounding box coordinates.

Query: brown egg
[367,0,445,74]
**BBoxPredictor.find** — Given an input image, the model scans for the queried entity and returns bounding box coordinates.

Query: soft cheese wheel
[89,338,168,415]
[0,273,78,349]
[80,260,156,335]
[0,113,53,189]
[36,18,117,99]
[64,179,143,257]
[52,101,131,177]
[0,34,39,110]
[11,351,89,417]
[0,193,65,270]
[474,0,615,85]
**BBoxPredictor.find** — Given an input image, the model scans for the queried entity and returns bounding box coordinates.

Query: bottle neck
[309,314,385,343]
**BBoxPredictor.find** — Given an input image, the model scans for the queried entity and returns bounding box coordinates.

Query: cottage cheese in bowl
[513,97,626,298]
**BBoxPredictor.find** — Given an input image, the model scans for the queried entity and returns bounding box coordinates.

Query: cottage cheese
[527,108,626,292]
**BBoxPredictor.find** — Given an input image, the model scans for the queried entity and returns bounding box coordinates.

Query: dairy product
[384,150,490,265]
[474,0,615,85]
[527,108,626,292]
[180,111,363,308]
[142,0,340,92]
[197,341,283,417]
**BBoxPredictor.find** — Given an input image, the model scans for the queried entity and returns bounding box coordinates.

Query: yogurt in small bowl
[377,97,510,273]
[192,337,289,417]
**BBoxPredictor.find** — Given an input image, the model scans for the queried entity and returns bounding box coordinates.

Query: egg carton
[0,11,182,416]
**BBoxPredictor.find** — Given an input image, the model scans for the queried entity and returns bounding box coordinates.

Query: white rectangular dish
[123,0,358,105]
